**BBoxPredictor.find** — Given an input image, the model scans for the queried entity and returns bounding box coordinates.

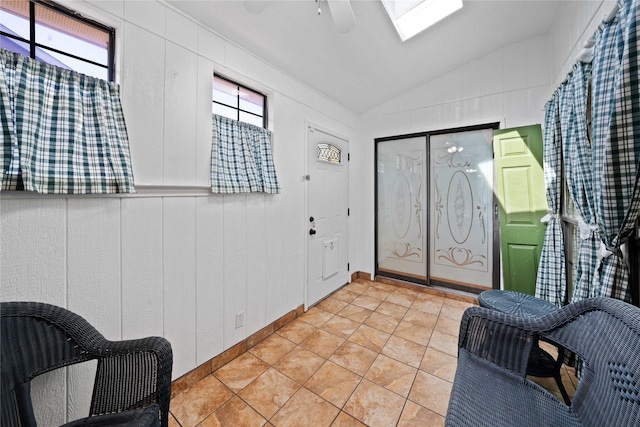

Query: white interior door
[306,125,349,307]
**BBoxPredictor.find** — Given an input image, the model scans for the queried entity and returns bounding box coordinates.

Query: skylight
[381,0,463,41]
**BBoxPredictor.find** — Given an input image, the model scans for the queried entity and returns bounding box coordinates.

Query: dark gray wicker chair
[1,301,173,427]
[445,297,640,427]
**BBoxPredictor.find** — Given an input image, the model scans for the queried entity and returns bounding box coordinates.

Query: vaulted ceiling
[167,0,564,114]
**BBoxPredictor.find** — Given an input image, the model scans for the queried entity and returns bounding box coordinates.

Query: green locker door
[493,125,548,295]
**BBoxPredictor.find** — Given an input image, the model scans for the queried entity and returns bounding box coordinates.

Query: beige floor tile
[305,361,362,408]
[362,286,391,301]
[439,305,467,322]
[168,413,181,427]
[300,328,345,358]
[408,371,452,417]
[276,319,318,344]
[385,292,417,308]
[330,411,367,427]
[382,335,426,368]
[329,341,378,376]
[442,298,475,310]
[402,308,438,329]
[270,388,340,427]
[273,346,326,384]
[397,400,445,427]
[337,304,373,323]
[393,321,433,346]
[428,330,458,357]
[249,333,297,365]
[420,348,458,382]
[343,282,369,294]
[322,315,361,339]
[199,396,266,427]
[343,379,405,427]
[411,297,444,316]
[316,298,349,315]
[351,295,382,311]
[171,375,233,426]
[300,306,335,326]
[363,311,401,334]
[435,315,461,337]
[348,324,390,353]
[214,352,270,393]
[332,289,360,303]
[364,354,417,397]
[376,300,409,319]
[238,368,300,420]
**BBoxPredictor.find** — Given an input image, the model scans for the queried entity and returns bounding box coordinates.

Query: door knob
[309,229,317,235]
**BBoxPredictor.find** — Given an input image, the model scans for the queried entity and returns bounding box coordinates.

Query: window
[0,0,114,81]
[213,74,267,128]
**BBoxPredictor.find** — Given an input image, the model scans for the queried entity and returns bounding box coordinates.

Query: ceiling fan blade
[327,0,356,34]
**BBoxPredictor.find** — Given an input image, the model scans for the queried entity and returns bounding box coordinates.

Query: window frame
[213,73,268,128]
[0,0,115,81]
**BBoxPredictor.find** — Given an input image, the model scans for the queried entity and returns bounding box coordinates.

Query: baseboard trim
[171,303,305,398]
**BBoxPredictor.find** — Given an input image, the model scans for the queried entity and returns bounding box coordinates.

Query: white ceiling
[167,0,563,114]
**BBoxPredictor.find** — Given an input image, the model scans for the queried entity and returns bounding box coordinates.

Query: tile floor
[168,279,578,426]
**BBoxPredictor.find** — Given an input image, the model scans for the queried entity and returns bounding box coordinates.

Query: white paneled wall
[0,0,357,423]
[0,0,607,423]
[549,0,618,86]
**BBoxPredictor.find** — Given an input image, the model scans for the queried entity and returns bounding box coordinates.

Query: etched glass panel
[376,137,428,280]
[317,143,342,164]
[429,129,494,288]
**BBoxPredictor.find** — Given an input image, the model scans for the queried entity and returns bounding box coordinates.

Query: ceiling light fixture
[381,0,463,41]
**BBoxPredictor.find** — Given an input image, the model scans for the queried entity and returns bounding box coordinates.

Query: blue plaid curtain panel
[0,48,135,194]
[536,93,566,307]
[211,114,281,194]
[564,63,600,303]
[591,0,640,302]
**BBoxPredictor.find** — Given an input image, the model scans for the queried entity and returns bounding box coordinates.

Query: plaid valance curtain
[591,0,640,302]
[0,49,135,194]
[211,114,280,194]
[536,94,566,307]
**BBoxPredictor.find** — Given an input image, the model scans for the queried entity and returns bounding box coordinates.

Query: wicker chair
[1,301,173,427]
[445,297,640,427]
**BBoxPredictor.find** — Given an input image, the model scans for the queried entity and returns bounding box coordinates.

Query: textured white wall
[0,0,357,423]
[1,0,613,424]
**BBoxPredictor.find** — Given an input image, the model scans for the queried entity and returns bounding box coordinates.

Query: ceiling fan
[242,0,357,34]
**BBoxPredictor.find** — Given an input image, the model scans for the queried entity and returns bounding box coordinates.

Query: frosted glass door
[376,137,428,280]
[429,129,494,288]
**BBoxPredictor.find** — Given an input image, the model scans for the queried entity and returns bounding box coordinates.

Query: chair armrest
[88,336,173,427]
[458,306,538,375]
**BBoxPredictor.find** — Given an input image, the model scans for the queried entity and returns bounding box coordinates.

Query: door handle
[309,229,317,235]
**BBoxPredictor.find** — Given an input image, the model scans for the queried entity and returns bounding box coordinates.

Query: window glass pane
[239,87,264,116]
[240,111,263,127]
[213,103,237,121]
[41,48,107,79]
[0,34,30,56]
[213,76,238,107]
[1,4,30,40]
[35,4,108,66]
